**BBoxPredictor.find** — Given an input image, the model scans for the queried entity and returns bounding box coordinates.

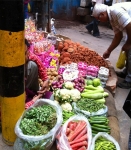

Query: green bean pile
[20,105,57,136]
[76,98,105,113]
[62,110,75,124]
[95,136,117,150]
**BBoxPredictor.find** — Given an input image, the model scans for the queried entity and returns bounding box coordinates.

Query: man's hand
[103,50,111,59]
[103,31,123,59]
[37,79,49,96]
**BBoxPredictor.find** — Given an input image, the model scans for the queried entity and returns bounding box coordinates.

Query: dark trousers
[122,48,131,82]
[24,4,28,19]
[86,18,100,36]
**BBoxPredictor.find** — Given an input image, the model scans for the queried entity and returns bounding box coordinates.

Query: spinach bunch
[20,105,57,136]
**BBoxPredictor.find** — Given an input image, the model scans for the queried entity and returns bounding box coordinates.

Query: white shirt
[107,2,131,34]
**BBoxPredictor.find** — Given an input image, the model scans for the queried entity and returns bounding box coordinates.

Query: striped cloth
[25,100,34,109]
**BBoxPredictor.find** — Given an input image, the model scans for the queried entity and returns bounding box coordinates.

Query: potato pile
[47,68,58,85]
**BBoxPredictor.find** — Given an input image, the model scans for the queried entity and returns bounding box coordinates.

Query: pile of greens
[20,105,57,136]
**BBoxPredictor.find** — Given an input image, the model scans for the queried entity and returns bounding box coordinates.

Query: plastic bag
[56,115,92,150]
[90,132,121,150]
[63,69,79,81]
[14,99,63,150]
[72,102,108,117]
[116,50,127,69]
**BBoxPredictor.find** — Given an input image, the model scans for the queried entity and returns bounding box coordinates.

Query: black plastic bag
[123,90,131,118]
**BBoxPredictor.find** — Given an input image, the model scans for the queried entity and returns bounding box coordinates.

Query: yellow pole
[0,0,25,145]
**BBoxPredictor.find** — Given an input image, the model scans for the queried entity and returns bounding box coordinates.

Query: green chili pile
[95,136,117,150]
[20,105,57,136]
[62,110,75,124]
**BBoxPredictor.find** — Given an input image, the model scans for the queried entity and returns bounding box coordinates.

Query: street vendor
[92,2,131,89]
[25,39,51,104]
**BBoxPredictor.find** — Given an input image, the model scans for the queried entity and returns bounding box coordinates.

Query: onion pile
[51,75,64,89]
[72,77,85,92]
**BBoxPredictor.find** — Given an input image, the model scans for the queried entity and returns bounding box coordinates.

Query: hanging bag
[116,50,127,69]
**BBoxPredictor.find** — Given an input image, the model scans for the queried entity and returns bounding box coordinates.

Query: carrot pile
[58,39,109,69]
[66,120,88,150]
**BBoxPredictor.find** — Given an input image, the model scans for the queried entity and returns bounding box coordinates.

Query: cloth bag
[116,50,127,69]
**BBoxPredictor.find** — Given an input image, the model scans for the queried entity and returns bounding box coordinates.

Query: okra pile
[20,105,57,136]
[95,136,117,150]
[76,98,105,113]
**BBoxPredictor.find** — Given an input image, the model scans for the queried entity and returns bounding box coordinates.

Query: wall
[52,0,80,21]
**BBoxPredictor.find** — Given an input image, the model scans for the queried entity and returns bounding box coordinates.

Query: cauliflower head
[60,89,71,100]
[64,81,74,89]
[69,89,81,102]
[61,102,72,112]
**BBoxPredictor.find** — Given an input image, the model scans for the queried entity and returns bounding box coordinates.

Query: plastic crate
[123,90,131,118]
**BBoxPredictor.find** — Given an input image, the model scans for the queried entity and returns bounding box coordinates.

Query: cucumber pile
[89,116,110,136]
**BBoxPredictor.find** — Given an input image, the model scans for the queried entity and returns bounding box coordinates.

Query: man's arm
[122,22,131,52]
[103,31,123,59]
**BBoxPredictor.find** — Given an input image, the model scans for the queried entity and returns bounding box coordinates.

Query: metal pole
[41,0,46,31]
[0,0,25,145]
[41,0,48,31]
[47,0,51,33]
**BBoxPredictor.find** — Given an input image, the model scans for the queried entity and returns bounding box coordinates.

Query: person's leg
[92,18,100,37]
[25,61,39,92]
[118,49,131,89]
[86,21,93,33]
[24,4,28,19]
[125,49,131,82]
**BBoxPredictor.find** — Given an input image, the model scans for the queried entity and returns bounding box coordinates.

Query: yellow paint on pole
[0,0,25,145]
[0,30,25,67]
[0,93,25,145]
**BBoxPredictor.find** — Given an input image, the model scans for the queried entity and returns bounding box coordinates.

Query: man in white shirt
[92,2,131,89]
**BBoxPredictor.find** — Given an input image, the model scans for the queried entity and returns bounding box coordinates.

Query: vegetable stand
[49,88,120,150]
[14,19,120,150]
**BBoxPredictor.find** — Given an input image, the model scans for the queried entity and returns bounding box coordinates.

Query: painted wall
[52,0,80,20]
